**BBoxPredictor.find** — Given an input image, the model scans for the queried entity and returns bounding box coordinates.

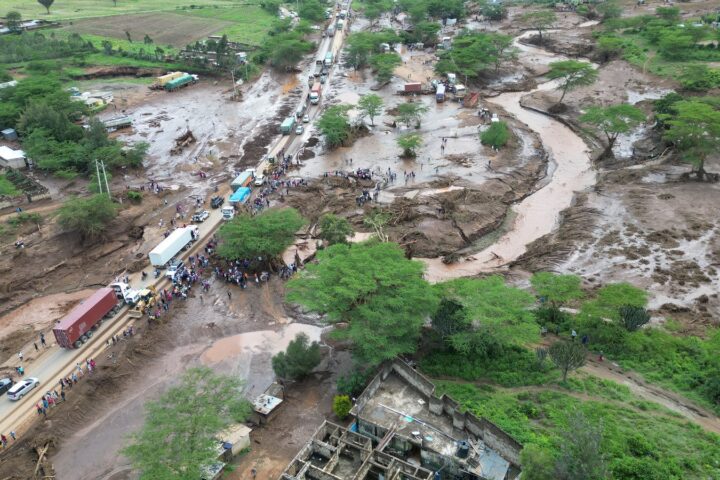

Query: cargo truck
[310,83,322,104]
[314,59,324,77]
[403,82,422,93]
[221,205,235,221]
[336,19,344,30]
[164,74,199,92]
[326,25,336,37]
[229,187,251,205]
[151,71,184,90]
[436,83,446,103]
[231,170,255,190]
[453,84,467,100]
[281,116,296,135]
[53,288,119,349]
[148,226,199,267]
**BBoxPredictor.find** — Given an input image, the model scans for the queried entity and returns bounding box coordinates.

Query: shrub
[480,121,510,148]
[272,333,322,382]
[127,190,142,203]
[333,395,352,420]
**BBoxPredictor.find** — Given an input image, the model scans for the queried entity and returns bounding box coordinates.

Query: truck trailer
[229,187,251,205]
[310,83,322,104]
[148,226,198,267]
[53,288,118,349]
[436,83,446,103]
[164,74,199,92]
[281,116,296,135]
[314,59,324,77]
[231,170,255,190]
[324,52,334,66]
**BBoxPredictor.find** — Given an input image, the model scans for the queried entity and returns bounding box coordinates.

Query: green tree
[401,21,441,46]
[370,52,401,83]
[554,411,609,479]
[657,31,694,60]
[396,101,429,128]
[318,213,353,245]
[660,100,720,180]
[333,395,352,419]
[597,0,622,20]
[596,35,625,62]
[655,6,680,22]
[531,272,583,307]
[287,241,437,365]
[520,444,556,480]
[357,93,383,126]
[580,104,646,153]
[58,195,119,241]
[397,132,422,157]
[261,0,281,14]
[143,34,153,45]
[299,0,326,22]
[363,210,390,242]
[6,11,22,34]
[480,121,510,148]
[435,277,537,357]
[619,305,650,332]
[547,60,598,104]
[272,332,322,381]
[479,0,506,21]
[125,30,132,43]
[101,40,114,55]
[431,298,466,340]
[521,11,556,45]
[37,0,54,14]
[549,341,586,382]
[218,208,306,263]
[123,367,252,480]
[318,105,352,148]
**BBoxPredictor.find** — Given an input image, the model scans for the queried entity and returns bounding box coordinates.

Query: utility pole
[95,159,103,195]
[100,160,110,197]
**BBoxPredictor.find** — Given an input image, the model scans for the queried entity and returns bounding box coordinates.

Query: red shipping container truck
[53,288,118,349]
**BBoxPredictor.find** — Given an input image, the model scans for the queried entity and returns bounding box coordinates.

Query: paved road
[0,5,352,439]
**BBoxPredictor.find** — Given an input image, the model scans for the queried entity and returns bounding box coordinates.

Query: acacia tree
[37,0,54,14]
[6,11,22,34]
[357,94,384,126]
[521,10,557,45]
[272,333,322,382]
[217,208,306,265]
[555,412,609,480]
[124,367,252,480]
[318,105,352,148]
[397,133,422,157]
[318,213,353,245]
[287,241,438,365]
[661,100,720,180]
[396,101,429,128]
[58,195,119,242]
[580,104,646,155]
[547,60,598,104]
[549,341,586,381]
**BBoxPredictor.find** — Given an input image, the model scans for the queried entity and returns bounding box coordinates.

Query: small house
[0,146,27,169]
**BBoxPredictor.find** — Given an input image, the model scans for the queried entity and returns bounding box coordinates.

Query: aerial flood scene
[0,0,719,478]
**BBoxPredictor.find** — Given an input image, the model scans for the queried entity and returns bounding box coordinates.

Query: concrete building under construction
[281,361,522,480]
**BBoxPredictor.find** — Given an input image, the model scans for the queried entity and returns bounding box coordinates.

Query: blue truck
[229,187,251,205]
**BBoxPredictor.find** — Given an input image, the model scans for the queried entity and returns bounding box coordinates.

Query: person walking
[34,342,38,352]
[40,333,46,347]
[10,431,16,441]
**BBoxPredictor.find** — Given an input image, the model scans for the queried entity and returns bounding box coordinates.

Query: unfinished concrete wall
[390,362,435,397]
[479,419,522,467]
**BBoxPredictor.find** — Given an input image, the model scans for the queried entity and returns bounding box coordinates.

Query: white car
[254,175,266,186]
[303,114,310,123]
[295,125,304,135]
[7,377,39,400]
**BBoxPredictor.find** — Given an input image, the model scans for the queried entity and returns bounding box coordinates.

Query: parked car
[295,125,304,135]
[192,210,210,223]
[165,259,184,279]
[254,175,266,186]
[7,377,39,401]
[210,196,224,208]
[303,114,310,123]
[0,378,13,396]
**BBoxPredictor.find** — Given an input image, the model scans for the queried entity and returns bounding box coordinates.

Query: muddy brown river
[421,30,597,282]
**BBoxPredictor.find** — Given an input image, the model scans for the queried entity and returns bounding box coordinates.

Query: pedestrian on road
[227,290,232,300]
[40,333,46,347]
[1,434,6,448]
[17,352,23,362]
[34,342,38,352]
[10,431,16,441]
[61,390,66,402]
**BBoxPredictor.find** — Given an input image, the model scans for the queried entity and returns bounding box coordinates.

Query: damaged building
[281,361,522,480]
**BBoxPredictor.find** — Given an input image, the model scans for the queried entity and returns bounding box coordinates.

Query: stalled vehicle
[221,205,236,221]
[0,378,14,396]
[192,210,210,223]
[210,196,224,209]
[7,378,39,401]
[53,288,119,349]
[148,226,198,268]
[295,125,304,135]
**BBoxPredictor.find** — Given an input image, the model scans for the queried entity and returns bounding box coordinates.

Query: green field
[0,175,19,197]
[177,5,278,46]
[0,0,249,20]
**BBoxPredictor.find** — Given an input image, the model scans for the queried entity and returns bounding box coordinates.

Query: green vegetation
[480,121,510,148]
[399,21,440,47]
[547,60,598,104]
[397,132,423,157]
[439,381,720,479]
[272,333,322,382]
[124,366,252,480]
[436,31,515,80]
[318,214,353,245]
[217,208,306,264]
[357,93,384,126]
[58,194,119,241]
[333,395,352,420]
[397,0,465,22]
[579,104,646,153]
[287,241,437,366]
[478,0,506,21]
[177,5,278,46]
[256,20,315,71]
[549,341,586,382]
[520,10,556,45]
[345,30,399,70]
[318,105,353,148]
[395,101,429,128]
[369,52,401,83]
[0,175,20,196]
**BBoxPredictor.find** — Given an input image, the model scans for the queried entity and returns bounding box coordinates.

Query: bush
[337,369,373,396]
[271,333,322,382]
[332,395,352,420]
[480,121,510,148]
[127,190,142,203]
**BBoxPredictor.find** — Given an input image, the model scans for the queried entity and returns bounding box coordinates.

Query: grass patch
[0,175,20,196]
[177,5,278,46]
[436,381,720,479]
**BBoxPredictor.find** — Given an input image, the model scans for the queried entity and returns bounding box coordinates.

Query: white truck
[148,226,199,267]
[221,205,236,221]
[110,282,143,305]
